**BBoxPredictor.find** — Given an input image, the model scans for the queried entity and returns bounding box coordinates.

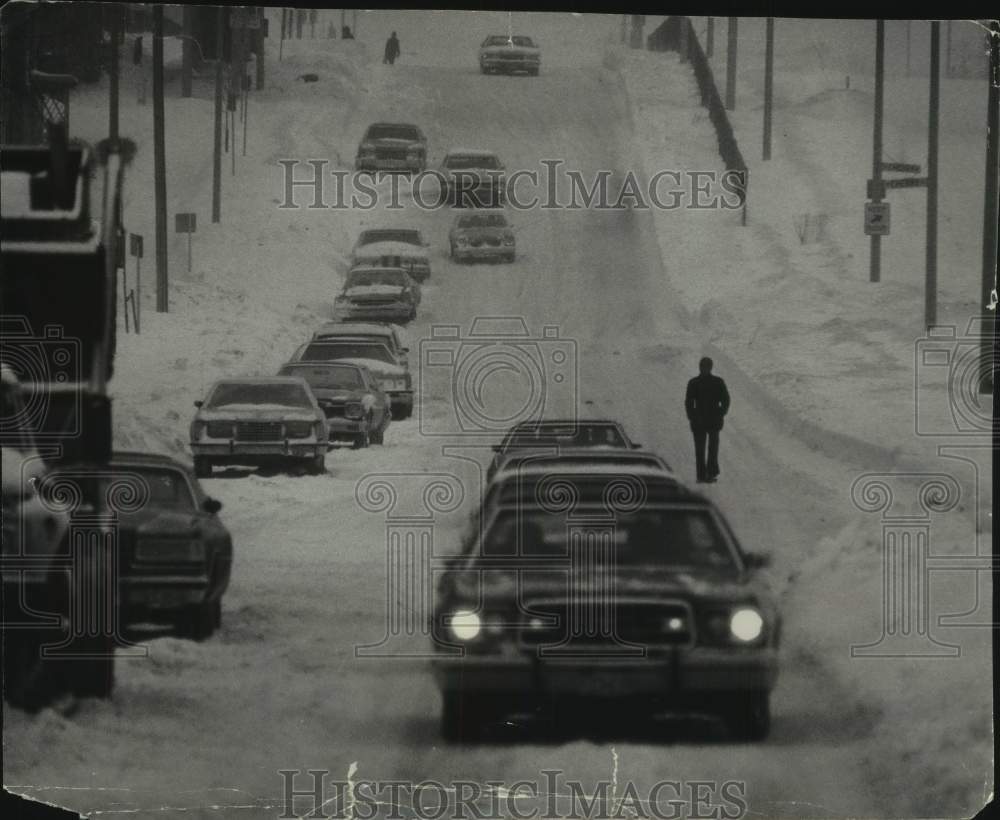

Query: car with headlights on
[43,452,233,641]
[432,476,779,742]
[440,149,505,207]
[487,418,642,480]
[278,361,390,448]
[355,122,427,175]
[333,266,421,324]
[311,322,410,368]
[189,377,328,477]
[479,34,541,75]
[449,211,516,263]
[350,227,431,282]
[289,339,415,420]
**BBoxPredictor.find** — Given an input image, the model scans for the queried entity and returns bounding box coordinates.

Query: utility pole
[280,9,286,60]
[926,22,940,328]
[763,17,774,161]
[706,17,714,58]
[181,6,193,97]
[905,20,911,76]
[352,10,357,36]
[109,4,120,140]
[725,17,737,111]
[212,5,224,223]
[256,9,265,90]
[981,20,999,395]
[945,20,952,78]
[870,20,885,283]
[296,9,303,39]
[153,4,168,312]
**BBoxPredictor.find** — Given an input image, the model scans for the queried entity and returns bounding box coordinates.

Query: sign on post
[175,213,196,271]
[864,201,891,236]
[130,233,143,333]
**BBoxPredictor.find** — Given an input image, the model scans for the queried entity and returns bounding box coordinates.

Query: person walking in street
[684,356,730,483]
[384,32,400,65]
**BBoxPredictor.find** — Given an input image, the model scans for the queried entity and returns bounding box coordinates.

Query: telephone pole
[725,17,738,111]
[153,4,168,312]
[981,20,999,395]
[870,20,885,283]
[763,17,774,161]
[108,4,120,140]
[706,17,714,58]
[181,6,193,97]
[925,22,940,328]
[212,5,224,223]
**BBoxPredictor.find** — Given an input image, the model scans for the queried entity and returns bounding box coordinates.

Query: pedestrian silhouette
[384,32,400,65]
[684,357,730,483]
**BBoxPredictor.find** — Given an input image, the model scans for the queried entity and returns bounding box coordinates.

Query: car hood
[353,241,427,259]
[197,406,318,421]
[331,358,406,378]
[342,284,407,299]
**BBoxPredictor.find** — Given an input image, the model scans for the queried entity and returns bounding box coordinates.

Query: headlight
[344,401,365,420]
[381,378,406,392]
[457,237,469,246]
[206,421,232,438]
[448,609,481,641]
[729,608,764,643]
[284,421,314,438]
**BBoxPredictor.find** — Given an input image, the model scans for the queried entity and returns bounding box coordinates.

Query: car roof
[358,227,422,236]
[367,121,420,129]
[110,450,188,469]
[445,148,499,158]
[492,462,675,483]
[281,360,366,371]
[313,322,396,336]
[210,376,307,386]
[348,265,408,274]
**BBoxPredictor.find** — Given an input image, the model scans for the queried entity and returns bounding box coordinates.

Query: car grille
[352,297,398,305]
[206,421,233,438]
[375,147,409,161]
[134,539,206,563]
[518,600,695,649]
[235,421,283,441]
[321,401,347,419]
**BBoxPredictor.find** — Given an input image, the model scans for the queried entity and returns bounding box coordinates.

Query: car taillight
[206,421,232,438]
[284,421,314,438]
[344,401,365,420]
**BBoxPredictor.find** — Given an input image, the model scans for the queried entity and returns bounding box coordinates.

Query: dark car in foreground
[355,122,427,174]
[278,361,391,448]
[432,476,779,742]
[189,377,328,476]
[479,35,541,75]
[45,452,233,641]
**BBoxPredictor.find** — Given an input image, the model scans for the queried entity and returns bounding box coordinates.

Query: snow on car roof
[314,322,396,335]
[210,376,307,386]
[445,148,499,157]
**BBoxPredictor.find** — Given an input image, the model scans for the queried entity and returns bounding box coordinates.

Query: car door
[363,369,389,427]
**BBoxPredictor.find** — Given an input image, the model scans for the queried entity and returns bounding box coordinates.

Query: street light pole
[152,4,168,312]
[981,20,999,395]
[870,20,885,284]
[212,6,224,223]
[926,22,940,328]
[763,17,774,161]
[725,17,738,111]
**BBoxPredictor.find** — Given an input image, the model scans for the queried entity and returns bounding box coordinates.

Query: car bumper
[333,303,414,322]
[326,418,370,438]
[454,245,514,260]
[387,391,413,413]
[432,648,779,696]
[481,59,540,72]
[190,442,325,462]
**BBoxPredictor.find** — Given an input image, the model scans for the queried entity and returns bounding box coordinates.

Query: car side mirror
[194,400,203,408]
[744,552,770,570]
[203,497,223,514]
[630,442,642,449]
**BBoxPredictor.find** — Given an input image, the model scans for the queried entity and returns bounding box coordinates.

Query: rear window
[347,269,406,287]
[300,342,395,365]
[502,424,626,450]
[130,467,196,510]
[358,230,422,247]
[366,124,420,141]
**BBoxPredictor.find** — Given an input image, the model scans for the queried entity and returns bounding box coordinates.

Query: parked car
[449,211,516,262]
[479,34,541,75]
[355,122,427,174]
[289,339,415,420]
[439,149,505,207]
[278,361,390,448]
[350,227,431,282]
[311,322,410,368]
[43,452,233,641]
[189,377,328,476]
[333,266,421,324]
[487,418,642,480]
[432,476,779,742]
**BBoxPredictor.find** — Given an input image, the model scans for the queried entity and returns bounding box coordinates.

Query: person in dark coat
[384,32,400,65]
[684,356,730,483]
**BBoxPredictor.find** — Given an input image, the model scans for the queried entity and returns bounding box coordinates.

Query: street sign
[883,176,928,190]
[879,162,922,174]
[867,178,886,200]
[129,233,143,258]
[174,213,196,233]
[865,201,891,236]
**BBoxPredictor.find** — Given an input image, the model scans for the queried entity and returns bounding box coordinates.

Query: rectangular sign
[867,178,885,200]
[879,162,922,174]
[129,233,143,258]
[883,176,929,190]
[864,201,891,236]
[175,213,197,233]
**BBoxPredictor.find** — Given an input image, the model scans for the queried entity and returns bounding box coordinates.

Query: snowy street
[2,10,992,819]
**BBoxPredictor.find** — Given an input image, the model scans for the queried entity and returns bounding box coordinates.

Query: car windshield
[128,467,196,510]
[502,424,627,449]
[458,213,508,229]
[358,229,422,247]
[481,508,735,570]
[366,124,419,141]
[445,154,500,170]
[205,382,312,409]
[300,342,395,365]
[484,35,535,47]
[347,270,406,287]
[279,365,364,390]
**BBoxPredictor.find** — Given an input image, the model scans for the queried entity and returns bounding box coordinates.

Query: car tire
[371,422,386,445]
[177,599,220,642]
[396,403,413,420]
[723,691,771,742]
[441,691,488,743]
[504,252,515,263]
[353,425,371,449]
[193,457,212,478]
[306,452,326,475]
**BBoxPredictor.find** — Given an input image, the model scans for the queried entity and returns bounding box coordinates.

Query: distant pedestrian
[384,32,400,65]
[684,357,730,483]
